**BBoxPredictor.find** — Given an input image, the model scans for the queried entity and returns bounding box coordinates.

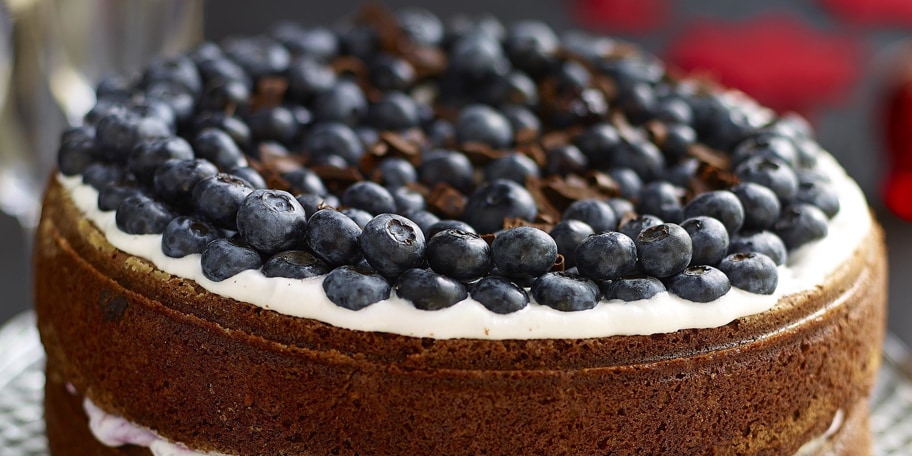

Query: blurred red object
[665,14,863,116]
[884,59,912,220]
[819,0,912,27]
[573,0,669,34]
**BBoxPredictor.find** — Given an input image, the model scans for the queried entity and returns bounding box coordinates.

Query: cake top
[54,6,859,338]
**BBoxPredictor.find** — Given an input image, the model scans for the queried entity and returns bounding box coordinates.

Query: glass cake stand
[2,311,911,455]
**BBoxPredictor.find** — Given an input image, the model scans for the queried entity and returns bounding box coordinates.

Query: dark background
[3,0,910,345]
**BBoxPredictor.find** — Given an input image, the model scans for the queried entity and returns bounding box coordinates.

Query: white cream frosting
[58,152,870,340]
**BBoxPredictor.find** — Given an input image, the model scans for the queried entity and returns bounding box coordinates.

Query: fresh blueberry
[305,208,363,267]
[606,168,643,201]
[323,265,391,310]
[680,216,729,267]
[396,7,444,45]
[192,173,255,229]
[262,250,330,279]
[791,181,840,219]
[445,13,506,44]
[449,34,509,81]
[395,268,467,311]
[287,57,336,102]
[574,231,638,281]
[369,92,420,131]
[551,88,608,128]
[374,158,417,189]
[199,79,250,112]
[272,24,339,60]
[201,238,264,282]
[196,55,249,88]
[731,133,798,169]
[731,182,781,230]
[455,104,513,149]
[236,189,308,254]
[426,229,492,280]
[598,54,664,92]
[403,210,441,237]
[301,122,364,167]
[161,216,220,258]
[464,179,538,234]
[340,207,373,229]
[492,226,557,280]
[505,20,558,76]
[549,220,594,268]
[735,157,798,201]
[683,190,744,234]
[718,252,778,295]
[483,153,539,185]
[98,184,141,211]
[544,144,588,176]
[191,112,252,150]
[360,213,426,278]
[574,123,622,168]
[606,140,665,182]
[654,98,693,125]
[194,128,247,170]
[128,137,194,185]
[729,230,788,266]
[658,123,696,162]
[57,137,97,176]
[228,166,267,189]
[398,146,453,193]
[554,60,590,93]
[660,158,699,188]
[424,119,454,148]
[95,74,134,101]
[619,214,663,240]
[617,82,657,125]
[153,158,219,208]
[312,80,367,126]
[482,71,539,107]
[115,193,175,235]
[502,105,541,139]
[665,265,731,303]
[774,203,829,250]
[469,276,529,314]
[531,272,600,312]
[222,36,291,79]
[637,181,684,223]
[144,81,196,126]
[246,106,298,145]
[369,54,415,92]
[392,187,426,214]
[602,275,666,302]
[339,24,379,59]
[95,109,171,161]
[342,181,397,215]
[283,168,327,196]
[636,223,693,278]
[426,220,475,239]
[142,55,202,96]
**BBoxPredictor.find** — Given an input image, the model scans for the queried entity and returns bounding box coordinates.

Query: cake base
[36,178,887,455]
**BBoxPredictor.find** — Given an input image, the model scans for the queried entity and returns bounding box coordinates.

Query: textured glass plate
[2,310,912,455]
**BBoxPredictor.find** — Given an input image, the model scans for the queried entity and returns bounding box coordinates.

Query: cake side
[36,175,887,455]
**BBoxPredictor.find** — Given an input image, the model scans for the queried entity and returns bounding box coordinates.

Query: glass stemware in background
[0,0,203,230]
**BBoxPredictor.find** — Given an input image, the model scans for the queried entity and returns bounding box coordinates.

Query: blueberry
[574,123,622,168]
[342,181,397,215]
[574,231,638,281]
[638,181,684,223]
[449,34,509,81]
[194,128,247,170]
[98,184,141,211]
[115,193,175,235]
[312,80,367,126]
[222,36,291,79]
[144,82,196,126]
[196,55,249,88]
[446,13,506,43]
[602,275,666,302]
[426,219,475,238]
[617,82,657,125]
[153,159,219,208]
[287,57,336,102]
[731,133,798,169]
[199,80,250,112]
[201,238,264,282]
[619,214,663,240]
[636,223,693,278]
[654,98,693,125]
[659,123,696,162]
[531,272,600,312]
[455,104,513,149]
[283,168,327,196]
[549,220,594,268]
[680,216,729,267]
[482,71,539,107]
[375,158,417,189]
[305,208,363,267]
[395,268,467,311]
[554,60,590,93]
[491,226,557,280]
[340,207,373,229]
[142,55,202,96]
[191,112,252,150]
[791,181,840,219]
[323,265,391,310]
[464,179,538,234]
[426,229,492,280]
[735,157,798,201]
[301,122,364,166]
[57,137,97,176]
[272,24,339,60]
[424,119,454,148]
[598,54,664,91]
[95,74,134,101]
[505,20,558,76]
[774,203,828,250]
[469,276,529,314]
[128,137,194,184]
[718,252,778,295]
[396,7,444,45]
[369,92,420,131]
[262,250,330,279]
[246,106,298,145]
[236,189,307,254]
[95,109,171,161]
[544,144,588,176]
[502,105,540,138]
[729,231,788,266]
[228,166,267,189]
[392,187,426,214]
[666,265,731,302]
[403,210,441,237]
[360,213,426,278]
[418,149,475,193]
[483,153,540,185]
[660,158,699,188]
[369,54,415,92]
[606,140,665,182]
[606,168,643,201]
[192,173,255,229]
[161,216,220,258]
[551,88,608,128]
[339,25,379,59]
[683,190,744,234]
[731,182,781,230]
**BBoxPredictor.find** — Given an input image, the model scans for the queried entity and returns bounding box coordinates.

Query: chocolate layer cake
[35,7,886,455]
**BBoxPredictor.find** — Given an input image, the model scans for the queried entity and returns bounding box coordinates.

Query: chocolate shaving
[480,233,496,247]
[380,131,423,164]
[516,143,547,168]
[644,120,668,149]
[403,44,447,79]
[426,183,466,219]
[249,77,288,111]
[331,56,370,90]
[550,254,566,273]
[541,174,613,212]
[523,176,562,222]
[461,142,509,165]
[310,165,364,195]
[540,131,571,150]
[585,171,621,198]
[515,128,539,145]
[592,74,619,102]
[687,143,731,170]
[688,161,739,199]
[502,218,553,232]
